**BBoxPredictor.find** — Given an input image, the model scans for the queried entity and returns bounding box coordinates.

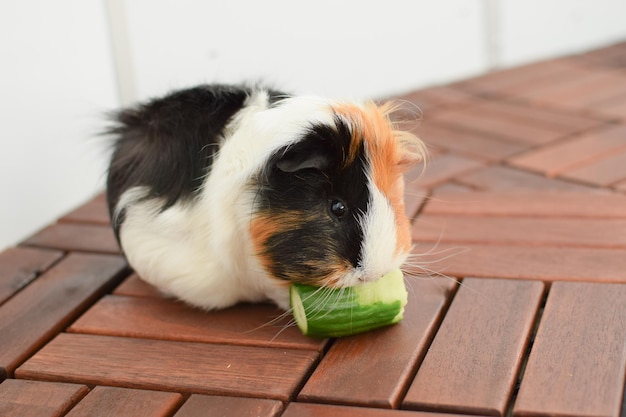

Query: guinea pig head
[250,101,425,288]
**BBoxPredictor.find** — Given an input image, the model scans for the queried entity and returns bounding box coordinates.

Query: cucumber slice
[290,269,408,338]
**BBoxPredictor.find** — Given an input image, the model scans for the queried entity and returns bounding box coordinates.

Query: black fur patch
[106,84,287,237]
[253,117,370,284]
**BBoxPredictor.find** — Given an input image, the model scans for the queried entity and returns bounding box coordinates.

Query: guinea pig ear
[396,130,427,169]
[274,140,333,173]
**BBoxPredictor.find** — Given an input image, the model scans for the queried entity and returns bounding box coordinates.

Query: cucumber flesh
[290,269,407,338]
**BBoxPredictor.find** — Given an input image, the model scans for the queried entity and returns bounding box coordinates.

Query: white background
[1,0,625,250]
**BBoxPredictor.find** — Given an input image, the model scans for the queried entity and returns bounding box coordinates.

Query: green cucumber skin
[290,277,406,338]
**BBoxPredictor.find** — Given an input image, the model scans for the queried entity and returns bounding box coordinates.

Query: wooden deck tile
[59,193,110,225]
[509,125,626,177]
[595,92,626,119]
[412,154,484,188]
[409,242,626,283]
[516,68,626,111]
[403,279,544,416]
[455,166,601,192]
[174,395,283,417]
[66,386,183,417]
[0,253,127,376]
[457,59,581,96]
[0,379,88,417]
[413,214,626,249]
[427,101,603,145]
[514,282,626,417]
[560,147,626,186]
[394,85,477,113]
[113,273,165,297]
[298,278,456,408]
[422,191,626,218]
[0,246,63,306]
[22,222,120,254]
[68,294,327,350]
[283,402,467,417]
[413,123,529,161]
[403,187,428,220]
[16,333,319,401]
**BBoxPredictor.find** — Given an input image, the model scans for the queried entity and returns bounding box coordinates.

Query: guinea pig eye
[329,199,348,219]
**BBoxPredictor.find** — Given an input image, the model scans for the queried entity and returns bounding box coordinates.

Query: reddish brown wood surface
[69,294,326,350]
[403,279,544,416]
[0,379,88,417]
[0,246,63,306]
[174,395,283,417]
[16,333,319,401]
[0,253,127,376]
[59,193,110,225]
[514,282,626,417]
[64,386,182,417]
[283,402,471,417]
[113,273,165,297]
[22,222,120,254]
[298,278,456,408]
[422,191,626,218]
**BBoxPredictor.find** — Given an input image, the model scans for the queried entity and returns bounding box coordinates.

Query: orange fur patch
[332,101,422,255]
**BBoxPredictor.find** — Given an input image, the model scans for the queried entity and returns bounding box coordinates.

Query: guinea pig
[106,84,425,310]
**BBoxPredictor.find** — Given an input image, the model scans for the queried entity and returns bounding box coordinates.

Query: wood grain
[298,277,456,408]
[0,379,88,417]
[113,273,165,298]
[59,193,110,225]
[65,386,183,417]
[423,191,626,218]
[514,282,626,417]
[0,253,127,376]
[403,278,544,416]
[408,242,626,283]
[427,100,602,145]
[16,333,319,401]
[22,222,120,254]
[174,395,283,417]
[282,402,471,417]
[69,294,327,350]
[0,246,63,306]
[413,214,626,249]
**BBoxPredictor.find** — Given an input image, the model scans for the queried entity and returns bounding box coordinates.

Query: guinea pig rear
[106,84,425,311]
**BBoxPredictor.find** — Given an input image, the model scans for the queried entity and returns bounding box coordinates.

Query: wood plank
[22,222,120,254]
[0,246,63,306]
[428,101,602,145]
[514,282,626,417]
[59,193,110,225]
[423,191,626,218]
[65,386,183,417]
[16,333,319,401]
[298,277,456,408]
[509,125,626,177]
[113,273,165,298]
[414,154,484,188]
[408,242,626,283]
[403,278,544,416]
[413,214,626,249]
[0,253,127,376]
[283,402,471,417]
[69,294,326,351]
[561,148,626,187]
[456,166,601,192]
[415,123,529,161]
[0,379,88,417]
[174,395,283,417]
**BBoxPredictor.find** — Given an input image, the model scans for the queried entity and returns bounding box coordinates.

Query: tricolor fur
[106,84,425,310]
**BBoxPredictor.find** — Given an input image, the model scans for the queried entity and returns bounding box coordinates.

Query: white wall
[1,0,625,251]
[0,1,118,251]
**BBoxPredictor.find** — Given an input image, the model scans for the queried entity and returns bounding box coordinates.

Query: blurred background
[1,0,625,251]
